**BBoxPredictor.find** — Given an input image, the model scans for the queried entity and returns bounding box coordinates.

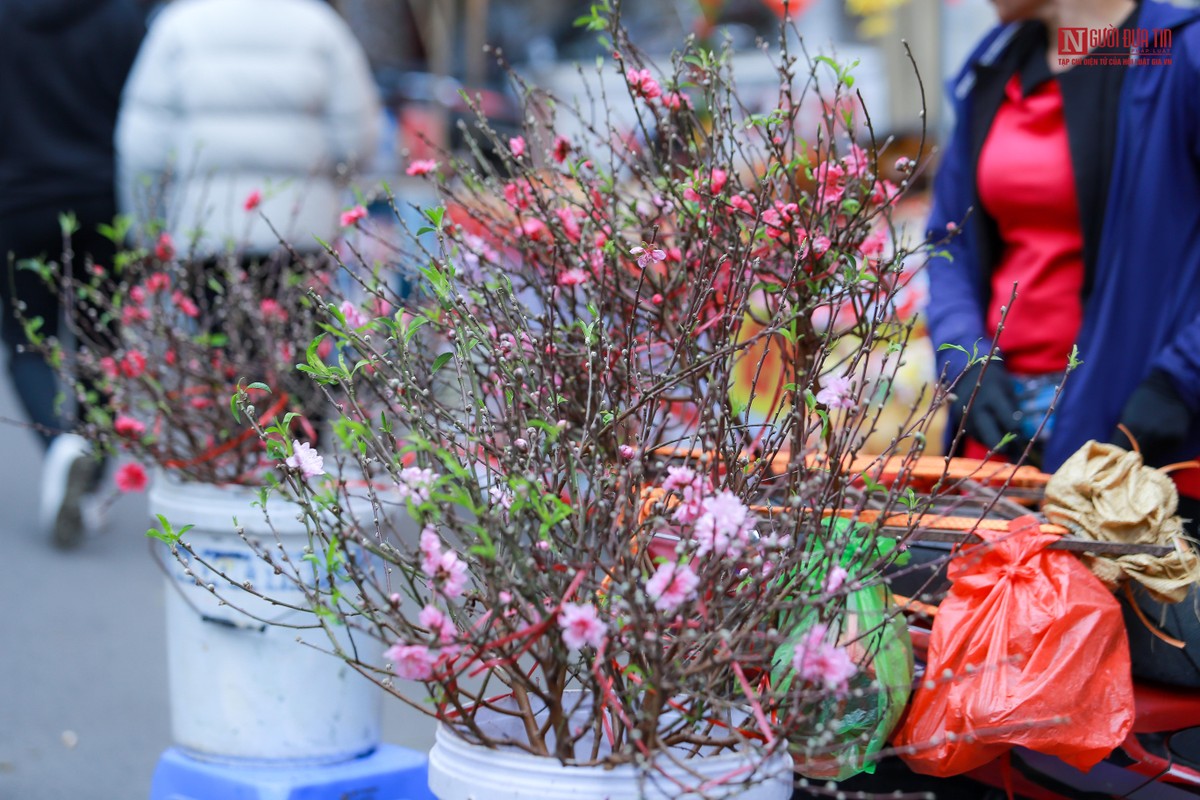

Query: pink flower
[552,135,572,163]
[709,168,728,195]
[618,444,636,460]
[693,490,752,558]
[558,602,607,651]
[145,273,170,293]
[419,604,457,643]
[503,180,533,210]
[792,625,857,696]
[406,159,439,176]
[661,91,692,110]
[815,376,856,410]
[843,143,871,178]
[825,565,849,594]
[630,244,666,269]
[285,440,326,477]
[154,233,174,261]
[489,485,514,510]
[432,551,469,599]
[811,234,831,257]
[872,179,901,206]
[243,189,262,212]
[259,298,287,322]
[859,228,887,258]
[114,415,145,437]
[517,218,548,240]
[557,268,589,287]
[509,136,526,158]
[397,466,437,505]
[171,291,199,318]
[385,642,437,681]
[644,562,699,613]
[340,205,368,227]
[894,156,914,173]
[115,462,148,493]
[762,201,800,240]
[626,68,662,99]
[729,195,754,215]
[129,286,147,306]
[120,351,147,378]
[554,207,581,242]
[662,465,697,492]
[419,526,443,576]
[121,305,150,325]
[339,300,367,329]
[815,160,846,205]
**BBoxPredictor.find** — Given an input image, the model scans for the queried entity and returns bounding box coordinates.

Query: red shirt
[977,73,1085,375]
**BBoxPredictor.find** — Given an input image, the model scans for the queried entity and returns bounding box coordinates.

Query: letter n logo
[1059,27,1087,55]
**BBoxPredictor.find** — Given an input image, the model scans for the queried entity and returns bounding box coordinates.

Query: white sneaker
[40,433,102,549]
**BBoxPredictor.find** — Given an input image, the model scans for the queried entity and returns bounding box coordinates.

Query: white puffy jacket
[116,0,380,255]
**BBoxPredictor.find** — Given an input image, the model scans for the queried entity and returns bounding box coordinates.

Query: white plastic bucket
[152,476,382,765]
[427,695,794,800]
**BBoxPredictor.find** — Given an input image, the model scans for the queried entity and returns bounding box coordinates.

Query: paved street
[0,361,435,800]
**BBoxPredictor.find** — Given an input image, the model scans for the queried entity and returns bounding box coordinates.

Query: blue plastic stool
[149,744,435,800]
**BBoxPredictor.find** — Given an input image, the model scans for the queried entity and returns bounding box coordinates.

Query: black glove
[952,360,1029,460]
[1109,369,1193,465]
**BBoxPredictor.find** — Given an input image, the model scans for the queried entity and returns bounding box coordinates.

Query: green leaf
[431,352,454,373]
[146,514,193,544]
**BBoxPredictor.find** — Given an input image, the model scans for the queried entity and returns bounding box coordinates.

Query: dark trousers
[0,195,116,449]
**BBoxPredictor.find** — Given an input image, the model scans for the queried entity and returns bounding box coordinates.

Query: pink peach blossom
[792,625,857,696]
[285,440,325,477]
[406,159,439,176]
[339,300,368,329]
[340,205,368,227]
[259,298,287,322]
[558,602,607,651]
[557,268,589,287]
[171,291,200,318]
[115,462,148,493]
[644,562,699,613]
[154,233,175,261]
[385,642,437,680]
[626,68,662,99]
[552,135,572,163]
[114,415,146,437]
[815,376,856,410]
[662,91,692,110]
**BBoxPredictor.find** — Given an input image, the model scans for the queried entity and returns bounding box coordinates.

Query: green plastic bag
[771,521,914,780]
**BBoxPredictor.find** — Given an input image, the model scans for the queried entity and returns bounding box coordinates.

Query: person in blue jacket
[926,0,1200,686]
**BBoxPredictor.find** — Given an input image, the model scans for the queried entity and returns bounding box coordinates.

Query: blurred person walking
[0,0,148,547]
[115,0,381,261]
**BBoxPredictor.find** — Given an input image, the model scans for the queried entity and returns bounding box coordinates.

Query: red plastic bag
[894,515,1134,776]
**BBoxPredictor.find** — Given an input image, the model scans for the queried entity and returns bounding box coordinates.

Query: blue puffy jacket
[927,0,1200,471]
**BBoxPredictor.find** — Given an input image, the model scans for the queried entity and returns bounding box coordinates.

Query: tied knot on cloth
[1043,440,1200,604]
